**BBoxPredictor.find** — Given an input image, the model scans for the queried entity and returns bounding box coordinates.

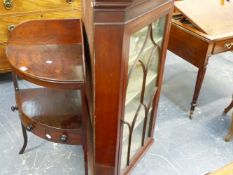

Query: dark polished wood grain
[6,19,85,89]
[7,19,82,45]
[7,44,83,82]
[16,88,83,129]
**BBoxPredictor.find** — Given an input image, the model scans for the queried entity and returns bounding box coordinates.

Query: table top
[175,0,233,37]
[6,19,84,88]
[7,43,84,83]
[208,162,233,175]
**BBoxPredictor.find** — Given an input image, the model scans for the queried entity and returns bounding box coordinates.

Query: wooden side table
[168,0,233,119]
[6,19,88,174]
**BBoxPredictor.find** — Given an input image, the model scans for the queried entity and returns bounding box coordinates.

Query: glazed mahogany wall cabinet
[82,0,174,175]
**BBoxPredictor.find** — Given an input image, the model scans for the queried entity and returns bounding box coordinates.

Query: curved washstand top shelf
[6,19,85,90]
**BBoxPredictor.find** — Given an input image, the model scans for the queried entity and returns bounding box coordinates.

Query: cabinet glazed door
[120,15,167,172]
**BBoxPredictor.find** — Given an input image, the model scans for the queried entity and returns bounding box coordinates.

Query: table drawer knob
[3,0,13,10]
[66,0,73,4]
[60,134,68,142]
[45,134,52,140]
[224,42,233,49]
[8,24,15,31]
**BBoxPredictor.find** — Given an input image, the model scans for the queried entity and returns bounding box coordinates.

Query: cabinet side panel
[82,1,95,175]
[82,0,94,121]
[87,110,94,175]
[94,25,124,175]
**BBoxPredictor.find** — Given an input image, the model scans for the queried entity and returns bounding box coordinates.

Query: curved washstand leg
[11,73,28,154]
[223,95,233,114]
[19,122,28,154]
[11,105,28,153]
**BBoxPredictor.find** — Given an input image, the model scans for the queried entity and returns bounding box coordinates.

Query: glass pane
[124,96,142,125]
[130,106,146,159]
[129,26,149,66]
[143,48,159,106]
[120,15,167,171]
[152,16,166,43]
[125,63,144,105]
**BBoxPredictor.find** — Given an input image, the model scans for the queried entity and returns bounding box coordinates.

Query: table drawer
[213,38,233,54]
[21,114,83,145]
[0,9,80,42]
[168,23,210,68]
[0,44,11,72]
[0,0,80,15]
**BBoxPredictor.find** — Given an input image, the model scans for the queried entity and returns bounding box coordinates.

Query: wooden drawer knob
[66,0,73,4]
[45,133,52,140]
[60,134,68,142]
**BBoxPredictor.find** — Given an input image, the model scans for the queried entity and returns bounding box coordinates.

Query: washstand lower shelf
[15,88,83,145]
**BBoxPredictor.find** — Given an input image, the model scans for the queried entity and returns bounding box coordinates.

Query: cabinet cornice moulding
[93,0,173,25]
[94,2,132,8]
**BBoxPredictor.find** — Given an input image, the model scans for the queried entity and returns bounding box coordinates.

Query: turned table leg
[225,113,233,142]
[224,95,233,114]
[224,96,233,142]
[189,67,207,119]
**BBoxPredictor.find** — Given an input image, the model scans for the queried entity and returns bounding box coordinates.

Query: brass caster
[189,103,196,119]
[189,111,193,120]
[223,109,228,114]
[224,134,232,142]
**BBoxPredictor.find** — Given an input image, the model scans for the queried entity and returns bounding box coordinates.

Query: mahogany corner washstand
[6,19,88,174]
